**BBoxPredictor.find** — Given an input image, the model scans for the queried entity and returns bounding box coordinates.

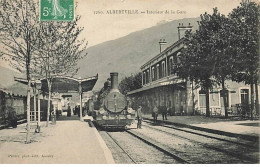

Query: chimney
[110,72,118,89]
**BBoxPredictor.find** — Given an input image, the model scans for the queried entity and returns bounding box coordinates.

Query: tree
[229,0,260,119]
[0,0,87,143]
[209,9,234,118]
[175,9,227,117]
[0,0,40,143]
[119,72,142,95]
[176,2,259,119]
[31,16,87,126]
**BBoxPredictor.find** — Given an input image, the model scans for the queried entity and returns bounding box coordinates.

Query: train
[0,89,50,129]
[0,89,26,128]
[92,72,136,129]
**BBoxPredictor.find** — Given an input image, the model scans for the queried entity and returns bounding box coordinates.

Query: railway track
[143,119,259,149]
[129,126,257,163]
[141,122,259,163]
[105,131,137,164]
[98,119,259,164]
[125,130,190,163]
[100,130,189,164]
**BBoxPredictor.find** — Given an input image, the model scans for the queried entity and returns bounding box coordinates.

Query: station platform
[143,114,260,142]
[0,115,114,164]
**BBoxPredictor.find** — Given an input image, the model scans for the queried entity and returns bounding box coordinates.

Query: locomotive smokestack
[110,72,118,90]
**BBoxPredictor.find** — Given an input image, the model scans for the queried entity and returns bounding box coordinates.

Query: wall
[128,84,193,115]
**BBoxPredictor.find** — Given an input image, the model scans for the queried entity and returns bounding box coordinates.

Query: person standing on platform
[152,105,158,123]
[136,106,143,129]
[76,105,80,117]
[67,104,71,117]
[8,108,17,128]
[161,105,167,120]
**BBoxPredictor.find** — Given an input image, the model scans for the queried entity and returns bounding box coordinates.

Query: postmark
[40,0,74,21]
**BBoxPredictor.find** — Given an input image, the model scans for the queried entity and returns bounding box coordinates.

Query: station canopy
[14,75,98,93]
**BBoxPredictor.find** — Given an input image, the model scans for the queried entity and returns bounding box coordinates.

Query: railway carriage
[0,89,50,128]
[0,89,26,127]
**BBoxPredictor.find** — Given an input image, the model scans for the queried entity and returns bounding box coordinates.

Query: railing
[197,104,259,119]
[210,107,222,116]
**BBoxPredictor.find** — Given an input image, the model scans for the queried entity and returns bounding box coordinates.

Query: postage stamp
[40,0,74,21]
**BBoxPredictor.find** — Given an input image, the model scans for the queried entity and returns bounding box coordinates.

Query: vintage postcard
[0,0,259,164]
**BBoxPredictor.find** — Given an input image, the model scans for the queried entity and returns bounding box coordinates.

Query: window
[143,71,146,85]
[173,56,178,64]
[199,90,206,108]
[156,64,160,80]
[152,67,155,81]
[161,61,165,78]
[198,90,207,115]
[169,56,173,75]
[146,70,150,83]
[177,52,182,63]
[220,90,229,108]
[240,89,249,106]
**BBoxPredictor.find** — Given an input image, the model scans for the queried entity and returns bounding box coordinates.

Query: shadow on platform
[56,115,80,121]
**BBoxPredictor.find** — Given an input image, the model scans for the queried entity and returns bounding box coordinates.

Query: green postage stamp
[40,0,74,21]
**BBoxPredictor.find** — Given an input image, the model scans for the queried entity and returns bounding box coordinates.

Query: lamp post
[35,80,42,133]
[78,77,83,121]
[32,78,37,122]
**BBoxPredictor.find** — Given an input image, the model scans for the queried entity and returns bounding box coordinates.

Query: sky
[76,0,242,46]
[0,0,242,69]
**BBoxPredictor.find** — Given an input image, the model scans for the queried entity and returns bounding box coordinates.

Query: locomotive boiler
[93,72,135,129]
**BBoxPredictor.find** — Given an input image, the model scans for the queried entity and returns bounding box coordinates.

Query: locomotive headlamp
[102,115,107,120]
[127,115,131,119]
[99,109,105,115]
[127,108,132,114]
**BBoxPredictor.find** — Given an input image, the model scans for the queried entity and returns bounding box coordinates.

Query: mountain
[77,17,199,90]
[0,17,200,94]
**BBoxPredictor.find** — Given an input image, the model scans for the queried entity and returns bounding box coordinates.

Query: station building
[127,38,260,117]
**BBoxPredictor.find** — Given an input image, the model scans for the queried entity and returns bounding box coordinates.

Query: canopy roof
[14,75,98,93]
[127,76,184,95]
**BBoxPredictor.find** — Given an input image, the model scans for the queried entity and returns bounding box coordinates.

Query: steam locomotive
[93,72,135,129]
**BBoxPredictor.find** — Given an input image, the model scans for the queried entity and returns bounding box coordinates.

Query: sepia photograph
[0,0,259,164]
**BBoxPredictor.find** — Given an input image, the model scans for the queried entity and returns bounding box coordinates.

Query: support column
[53,103,56,125]
[185,80,193,115]
[38,92,41,126]
[33,88,36,122]
[37,90,41,132]
[178,28,180,40]
[150,64,152,82]
[79,82,83,121]
[165,55,168,76]
[26,80,31,143]
[141,70,143,86]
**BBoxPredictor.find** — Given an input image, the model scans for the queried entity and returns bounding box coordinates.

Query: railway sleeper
[126,130,190,164]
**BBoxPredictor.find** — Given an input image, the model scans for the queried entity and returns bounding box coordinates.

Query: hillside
[0,17,199,94]
[77,17,199,90]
